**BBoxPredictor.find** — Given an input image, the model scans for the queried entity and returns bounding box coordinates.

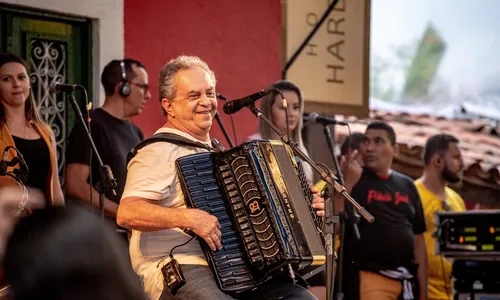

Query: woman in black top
[0,52,64,211]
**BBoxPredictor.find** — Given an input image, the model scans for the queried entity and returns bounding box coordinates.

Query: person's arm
[415,233,429,300]
[116,140,224,250]
[65,163,118,218]
[49,131,64,205]
[334,150,362,214]
[0,185,28,257]
[65,114,118,213]
[117,197,214,230]
[117,197,222,251]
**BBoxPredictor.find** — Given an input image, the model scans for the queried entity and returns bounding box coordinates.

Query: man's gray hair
[158,55,216,101]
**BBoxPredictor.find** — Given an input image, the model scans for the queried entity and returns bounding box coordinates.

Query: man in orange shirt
[415,134,466,300]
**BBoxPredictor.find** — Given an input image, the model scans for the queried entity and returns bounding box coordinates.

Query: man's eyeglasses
[131,83,149,93]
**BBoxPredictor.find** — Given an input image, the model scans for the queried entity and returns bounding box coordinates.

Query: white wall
[0,0,124,106]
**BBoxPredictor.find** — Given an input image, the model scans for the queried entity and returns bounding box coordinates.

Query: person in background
[0,52,64,210]
[0,185,36,299]
[305,132,365,299]
[340,132,365,163]
[246,79,313,184]
[314,131,365,192]
[3,206,145,300]
[246,79,327,298]
[338,121,428,300]
[65,59,150,223]
[415,134,465,300]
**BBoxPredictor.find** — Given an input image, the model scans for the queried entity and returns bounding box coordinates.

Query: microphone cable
[216,93,238,146]
[81,87,95,212]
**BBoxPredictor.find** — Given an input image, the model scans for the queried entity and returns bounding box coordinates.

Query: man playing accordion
[117,55,325,300]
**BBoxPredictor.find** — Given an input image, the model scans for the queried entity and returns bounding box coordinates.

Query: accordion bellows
[176,140,325,295]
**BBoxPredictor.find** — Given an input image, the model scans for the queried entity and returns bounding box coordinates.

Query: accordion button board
[176,140,326,295]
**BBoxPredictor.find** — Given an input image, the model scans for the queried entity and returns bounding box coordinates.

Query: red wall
[124,0,282,147]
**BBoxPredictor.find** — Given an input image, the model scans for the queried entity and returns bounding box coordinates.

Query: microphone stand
[66,91,117,219]
[214,112,234,148]
[245,104,374,300]
[322,124,360,300]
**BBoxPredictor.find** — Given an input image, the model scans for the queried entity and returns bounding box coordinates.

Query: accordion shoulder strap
[127,132,222,165]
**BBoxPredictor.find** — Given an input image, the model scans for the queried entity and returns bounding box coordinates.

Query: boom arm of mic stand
[67,92,117,219]
[214,112,234,148]
[246,105,374,223]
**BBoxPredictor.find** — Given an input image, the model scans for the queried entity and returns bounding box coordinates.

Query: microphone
[49,82,82,94]
[0,147,9,176]
[304,112,348,126]
[216,93,227,101]
[223,89,275,115]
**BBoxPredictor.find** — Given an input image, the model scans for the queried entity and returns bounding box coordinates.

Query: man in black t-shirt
[337,122,428,300]
[65,59,150,221]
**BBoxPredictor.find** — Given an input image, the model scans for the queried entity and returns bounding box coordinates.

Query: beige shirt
[122,127,214,298]
[123,127,212,267]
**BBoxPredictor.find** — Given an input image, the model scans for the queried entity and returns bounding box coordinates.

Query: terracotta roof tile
[335,111,500,190]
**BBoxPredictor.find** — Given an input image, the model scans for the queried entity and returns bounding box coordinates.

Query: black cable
[439,255,451,300]
[343,124,353,181]
[229,114,238,146]
[435,217,452,300]
[170,236,195,258]
[330,171,337,300]
[334,124,353,300]
[283,96,291,145]
[157,236,196,268]
[81,88,93,212]
[217,93,238,146]
[313,162,338,299]
[439,202,452,300]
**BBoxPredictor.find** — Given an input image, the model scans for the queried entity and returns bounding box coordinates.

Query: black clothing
[336,168,426,300]
[66,108,144,205]
[12,136,50,192]
[343,168,426,269]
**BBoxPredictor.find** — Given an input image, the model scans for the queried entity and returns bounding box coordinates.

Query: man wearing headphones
[415,134,466,300]
[65,59,150,223]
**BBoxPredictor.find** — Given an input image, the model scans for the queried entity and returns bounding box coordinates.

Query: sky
[371,0,500,98]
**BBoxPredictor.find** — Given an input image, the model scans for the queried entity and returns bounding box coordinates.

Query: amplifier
[452,260,500,300]
[435,210,500,258]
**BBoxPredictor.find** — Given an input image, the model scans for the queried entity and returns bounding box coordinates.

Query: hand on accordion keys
[184,208,222,251]
[311,186,325,218]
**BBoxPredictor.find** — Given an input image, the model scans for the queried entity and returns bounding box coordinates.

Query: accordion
[176,140,325,294]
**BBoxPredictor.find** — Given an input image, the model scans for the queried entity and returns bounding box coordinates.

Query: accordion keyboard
[176,141,326,295]
[177,152,257,293]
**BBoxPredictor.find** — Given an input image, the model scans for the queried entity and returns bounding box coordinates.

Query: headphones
[119,60,131,98]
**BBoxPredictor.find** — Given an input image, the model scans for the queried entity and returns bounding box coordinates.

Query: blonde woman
[246,79,313,184]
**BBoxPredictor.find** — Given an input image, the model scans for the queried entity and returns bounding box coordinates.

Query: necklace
[8,121,29,139]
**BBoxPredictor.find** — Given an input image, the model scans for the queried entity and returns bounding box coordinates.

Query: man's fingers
[312,201,324,211]
[211,233,222,250]
[204,236,217,251]
[215,228,222,241]
[312,196,324,204]
[348,150,359,162]
[339,155,346,166]
[310,186,319,194]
